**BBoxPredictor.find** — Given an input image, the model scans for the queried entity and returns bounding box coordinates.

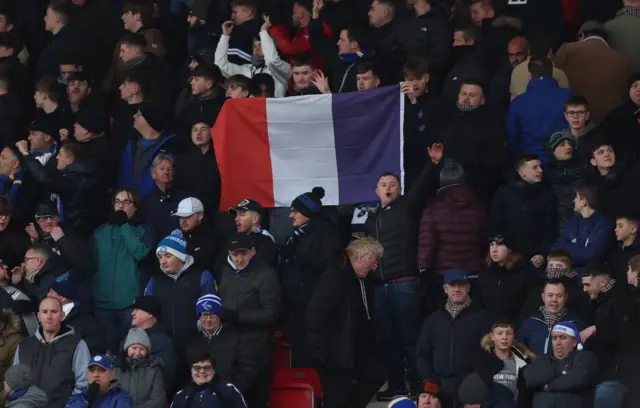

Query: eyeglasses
[200,313,218,320]
[115,199,134,206]
[565,110,587,117]
[191,365,214,373]
[23,257,40,263]
[0,215,9,221]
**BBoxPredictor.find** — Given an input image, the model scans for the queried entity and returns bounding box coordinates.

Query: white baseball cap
[173,197,204,217]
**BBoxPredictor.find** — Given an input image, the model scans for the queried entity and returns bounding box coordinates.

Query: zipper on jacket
[376,212,385,281]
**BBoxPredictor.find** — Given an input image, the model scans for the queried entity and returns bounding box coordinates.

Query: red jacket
[417,184,488,275]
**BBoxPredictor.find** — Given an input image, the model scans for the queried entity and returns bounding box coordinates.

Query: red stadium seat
[272,368,323,405]
[271,338,292,375]
[269,383,316,408]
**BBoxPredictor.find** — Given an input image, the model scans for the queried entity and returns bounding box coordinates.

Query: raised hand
[222,20,234,36]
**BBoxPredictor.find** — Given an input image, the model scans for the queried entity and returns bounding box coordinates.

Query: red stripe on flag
[212,98,275,209]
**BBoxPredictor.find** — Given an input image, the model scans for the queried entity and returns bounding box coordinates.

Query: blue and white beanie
[156,229,188,262]
[196,294,222,316]
[552,321,584,350]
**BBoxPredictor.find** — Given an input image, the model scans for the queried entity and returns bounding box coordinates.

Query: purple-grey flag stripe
[331,85,404,204]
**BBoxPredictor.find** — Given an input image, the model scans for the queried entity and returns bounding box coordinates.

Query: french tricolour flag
[213,85,404,209]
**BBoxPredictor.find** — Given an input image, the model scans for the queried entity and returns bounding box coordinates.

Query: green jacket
[92,223,151,310]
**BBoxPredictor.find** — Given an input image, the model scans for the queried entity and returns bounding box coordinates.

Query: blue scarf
[339,49,368,63]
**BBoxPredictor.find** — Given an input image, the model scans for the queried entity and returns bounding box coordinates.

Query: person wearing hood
[170,349,246,408]
[559,96,604,164]
[65,355,134,408]
[92,188,152,353]
[47,279,105,356]
[119,101,180,199]
[608,214,640,280]
[188,294,259,396]
[115,328,166,408]
[523,321,598,408]
[13,297,90,408]
[3,365,48,408]
[490,154,557,270]
[551,186,612,271]
[431,81,507,205]
[544,131,590,232]
[308,0,368,94]
[218,233,280,407]
[417,163,487,313]
[141,154,188,245]
[215,16,291,97]
[228,199,277,270]
[441,26,490,105]
[145,230,217,353]
[17,140,100,237]
[601,72,640,164]
[279,186,340,368]
[0,309,22,404]
[479,235,536,322]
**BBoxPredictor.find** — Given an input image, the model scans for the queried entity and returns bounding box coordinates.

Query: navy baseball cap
[444,269,469,285]
[88,355,113,370]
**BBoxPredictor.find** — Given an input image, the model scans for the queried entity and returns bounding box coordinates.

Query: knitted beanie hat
[291,187,325,218]
[156,229,188,262]
[123,327,151,352]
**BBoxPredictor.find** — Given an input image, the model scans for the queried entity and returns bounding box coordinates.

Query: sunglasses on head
[490,235,504,244]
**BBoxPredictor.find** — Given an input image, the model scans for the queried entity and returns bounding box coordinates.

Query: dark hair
[564,95,589,110]
[528,56,553,78]
[230,0,258,13]
[403,59,429,79]
[34,77,59,102]
[112,188,140,208]
[344,25,367,49]
[0,196,11,216]
[121,70,148,96]
[59,51,85,67]
[460,78,485,92]
[120,32,147,50]
[60,140,85,162]
[250,73,275,97]
[0,32,21,54]
[122,2,153,25]
[48,0,73,21]
[528,32,554,58]
[356,60,380,78]
[491,316,514,330]
[0,5,15,26]
[187,347,216,367]
[225,74,250,91]
[455,25,482,43]
[292,54,316,69]
[583,262,612,278]
[576,185,598,210]
[615,214,640,226]
[581,29,607,42]
[514,153,540,170]
[472,0,494,10]
[629,254,640,273]
[376,172,400,184]
[543,278,567,293]
[0,71,10,90]
[589,136,613,156]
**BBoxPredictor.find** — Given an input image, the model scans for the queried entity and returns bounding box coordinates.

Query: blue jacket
[118,133,177,198]
[65,381,133,408]
[551,211,612,270]
[171,380,247,408]
[517,310,584,357]
[506,77,573,163]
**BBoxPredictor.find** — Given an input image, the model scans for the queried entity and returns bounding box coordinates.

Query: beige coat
[555,37,639,123]
[510,57,569,101]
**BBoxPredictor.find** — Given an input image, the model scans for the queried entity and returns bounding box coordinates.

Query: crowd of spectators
[0,0,636,408]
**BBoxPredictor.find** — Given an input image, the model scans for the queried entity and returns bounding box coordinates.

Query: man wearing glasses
[561,95,603,164]
[171,349,247,408]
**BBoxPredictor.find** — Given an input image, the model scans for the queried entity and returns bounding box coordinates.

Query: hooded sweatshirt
[5,386,49,408]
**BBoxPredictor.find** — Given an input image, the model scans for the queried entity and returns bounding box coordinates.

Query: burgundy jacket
[417,184,488,275]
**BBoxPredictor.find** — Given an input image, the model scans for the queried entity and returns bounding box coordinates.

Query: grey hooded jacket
[4,385,48,408]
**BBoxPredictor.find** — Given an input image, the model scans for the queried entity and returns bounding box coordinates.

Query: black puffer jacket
[490,180,557,258]
[543,157,590,232]
[478,261,537,322]
[366,162,437,282]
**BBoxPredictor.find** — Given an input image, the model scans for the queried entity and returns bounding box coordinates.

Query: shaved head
[508,36,529,68]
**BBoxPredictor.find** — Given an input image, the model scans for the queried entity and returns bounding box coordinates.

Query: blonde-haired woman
[305,236,384,408]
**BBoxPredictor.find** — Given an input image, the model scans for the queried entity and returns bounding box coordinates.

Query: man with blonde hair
[305,237,384,407]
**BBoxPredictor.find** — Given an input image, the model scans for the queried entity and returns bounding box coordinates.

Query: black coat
[64,302,105,355]
[441,46,491,105]
[305,256,377,369]
[490,180,557,258]
[365,162,437,282]
[601,101,640,165]
[279,217,341,310]
[478,261,537,322]
[145,324,177,391]
[431,105,508,204]
[0,92,26,147]
[37,25,85,78]
[174,147,221,219]
[21,255,70,304]
[607,238,640,281]
[23,156,101,237]
[184,223,218,280]
[590,161,640,221]
[543,157,590,232]
[403,94,440,189]
[417,301,492,398]
[0,224,30,270]
[189,325,260,394]
[109,101,143,153]
[174,90,225,146]
[141,187,188,245]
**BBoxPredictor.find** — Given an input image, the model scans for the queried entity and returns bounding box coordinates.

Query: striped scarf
[546,267,578,280]
[540,305,567,330]
[617,6,640,17]
[445,298,471,319]
[602,278,616,293]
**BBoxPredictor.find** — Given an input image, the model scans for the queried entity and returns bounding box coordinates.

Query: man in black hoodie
[38,0,85,79]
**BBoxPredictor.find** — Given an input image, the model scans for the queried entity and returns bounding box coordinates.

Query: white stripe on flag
[266,94,339,207]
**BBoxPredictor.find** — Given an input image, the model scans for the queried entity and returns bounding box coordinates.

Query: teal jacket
[92,223,152,310]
